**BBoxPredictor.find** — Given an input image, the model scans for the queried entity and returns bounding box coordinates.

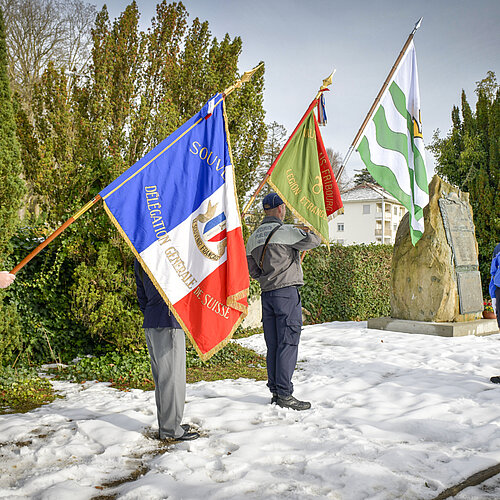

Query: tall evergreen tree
[0,8,24,258]
[429,71,500,293]
[0,7,25,364]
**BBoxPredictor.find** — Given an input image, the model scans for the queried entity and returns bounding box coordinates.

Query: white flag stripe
[393,44,420,122]
[140,183,229,304]
[382,99,409,136]
[363,120,412,195]
[140,243,190,304]
[220,165,241,232]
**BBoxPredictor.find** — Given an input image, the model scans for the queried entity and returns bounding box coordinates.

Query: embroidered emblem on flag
[203,212,227,242]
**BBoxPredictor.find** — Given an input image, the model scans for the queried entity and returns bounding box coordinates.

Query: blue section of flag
[99,95,230,254]
[203,213,226,235]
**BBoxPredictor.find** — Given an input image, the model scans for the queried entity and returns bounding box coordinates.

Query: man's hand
[0,271,15,288]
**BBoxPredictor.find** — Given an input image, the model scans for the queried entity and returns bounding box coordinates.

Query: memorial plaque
[457,271,484,314]
[439,193,483,314]
[439,195,478,268]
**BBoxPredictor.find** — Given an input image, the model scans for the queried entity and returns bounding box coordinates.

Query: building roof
[340,183,401,204]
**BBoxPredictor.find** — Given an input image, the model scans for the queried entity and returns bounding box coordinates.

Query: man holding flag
[243,73,341,411]
[246,192,321,411]
[135,260,199,441]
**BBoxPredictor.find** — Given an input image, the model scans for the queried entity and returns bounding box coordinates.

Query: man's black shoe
[490,376,500,384]
[177,430,200,441]
[271,393,278,404]
[160,427,200,441]
[276,395,311,411]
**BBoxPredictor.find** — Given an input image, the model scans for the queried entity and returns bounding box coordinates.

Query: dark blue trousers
[261,286,302,397]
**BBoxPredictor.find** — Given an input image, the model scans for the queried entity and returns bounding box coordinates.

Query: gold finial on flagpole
[315,69,336,100]
[223,63,264,97]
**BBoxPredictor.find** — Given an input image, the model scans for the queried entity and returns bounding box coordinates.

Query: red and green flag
[267,100,342,244]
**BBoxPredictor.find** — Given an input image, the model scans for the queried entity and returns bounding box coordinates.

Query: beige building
[329,183,407,245]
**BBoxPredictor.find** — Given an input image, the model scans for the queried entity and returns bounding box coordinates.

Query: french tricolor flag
[99,95,248,360]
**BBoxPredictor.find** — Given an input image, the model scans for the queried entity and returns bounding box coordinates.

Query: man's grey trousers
[145,327,186,439]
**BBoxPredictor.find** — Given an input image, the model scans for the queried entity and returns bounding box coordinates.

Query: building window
[337,223,344,232]
[363,204,370,214]
[400,207,405,216]
[394,206,398,215]
[393,224,397,232]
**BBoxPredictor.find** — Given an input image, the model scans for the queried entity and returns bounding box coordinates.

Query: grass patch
[186,338,266,383]
[53,332,266,389]
[187,365,267,383]
[233,326,263,339]
[0,367,56,414]
[56,349,155,391]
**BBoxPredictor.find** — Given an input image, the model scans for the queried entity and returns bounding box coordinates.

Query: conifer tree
[353,167,377,186]
[0,7,24,364]
[0,8,24,258]
[430,71,500,293]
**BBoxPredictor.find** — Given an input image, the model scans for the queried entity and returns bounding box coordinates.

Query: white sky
[100,0,500,179]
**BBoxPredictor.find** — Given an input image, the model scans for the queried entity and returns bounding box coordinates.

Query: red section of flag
[314,115,343,215]
[224,227,248,304]
[208,229,227,242]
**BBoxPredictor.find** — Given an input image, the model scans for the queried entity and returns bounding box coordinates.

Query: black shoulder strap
[259,224,281,270]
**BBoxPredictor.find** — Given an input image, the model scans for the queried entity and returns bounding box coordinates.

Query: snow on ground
[2,321,500,499]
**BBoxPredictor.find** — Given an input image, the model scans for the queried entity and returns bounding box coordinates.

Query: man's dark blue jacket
[134,259,181,329]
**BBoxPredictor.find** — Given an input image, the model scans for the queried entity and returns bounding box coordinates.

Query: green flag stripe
[388,81,408,122]
[412,144,429,194]
[388,82,429,194]
[410,228,423,246]
[373,105,409,164]
[359,132,424,244]
[357,136,425,220]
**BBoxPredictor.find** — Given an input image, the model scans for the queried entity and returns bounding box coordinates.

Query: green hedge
[301,244,392,323]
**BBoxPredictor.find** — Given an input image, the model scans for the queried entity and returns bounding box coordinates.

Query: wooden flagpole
[241,70,335,218]
[10,65,264,275]
[335,17,423,182]
[11,195,102,274]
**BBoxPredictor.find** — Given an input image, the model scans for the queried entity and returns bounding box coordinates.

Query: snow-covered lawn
[2,321,500,499]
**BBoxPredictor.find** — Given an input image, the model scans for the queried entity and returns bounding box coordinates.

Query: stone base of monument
[367,317,499,337]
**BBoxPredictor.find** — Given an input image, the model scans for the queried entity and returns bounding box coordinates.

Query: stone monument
[368,175,498,337]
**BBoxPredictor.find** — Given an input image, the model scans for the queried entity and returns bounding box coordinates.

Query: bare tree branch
[0,0,96,107]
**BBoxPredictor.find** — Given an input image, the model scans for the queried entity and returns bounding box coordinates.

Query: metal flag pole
[11,65,264,275]
[335,17,423,182]
[241,70,336,218]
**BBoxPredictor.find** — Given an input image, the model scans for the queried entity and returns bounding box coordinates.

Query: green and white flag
[357,41,429,245]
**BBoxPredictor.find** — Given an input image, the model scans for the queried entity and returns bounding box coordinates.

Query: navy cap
[262,192,284,210]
